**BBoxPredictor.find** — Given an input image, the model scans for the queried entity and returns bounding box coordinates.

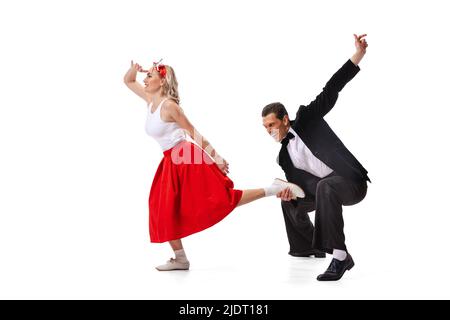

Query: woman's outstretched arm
[163,100,230,175]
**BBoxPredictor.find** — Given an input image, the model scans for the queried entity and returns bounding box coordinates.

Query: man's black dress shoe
[289,250,326,258]
[317,253,355,281]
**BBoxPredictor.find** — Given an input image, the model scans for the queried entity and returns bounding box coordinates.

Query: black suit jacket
[278,59,370,198]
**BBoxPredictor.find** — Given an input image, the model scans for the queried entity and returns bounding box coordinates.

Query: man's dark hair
[261,102,289,120]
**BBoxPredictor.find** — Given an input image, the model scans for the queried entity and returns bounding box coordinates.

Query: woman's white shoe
[155,258,190,271]
[273,178,305,198]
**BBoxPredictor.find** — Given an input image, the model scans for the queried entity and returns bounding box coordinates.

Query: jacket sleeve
[294,59,360,121]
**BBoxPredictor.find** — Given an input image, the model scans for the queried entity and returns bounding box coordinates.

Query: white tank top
[145,98,187,151]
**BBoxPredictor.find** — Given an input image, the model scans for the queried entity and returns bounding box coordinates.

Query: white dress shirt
[285,128,333,178]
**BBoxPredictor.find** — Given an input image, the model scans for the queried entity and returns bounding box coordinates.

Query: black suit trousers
[281,173,367,254]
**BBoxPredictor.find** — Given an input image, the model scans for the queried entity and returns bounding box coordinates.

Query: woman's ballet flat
[274,178,306,198]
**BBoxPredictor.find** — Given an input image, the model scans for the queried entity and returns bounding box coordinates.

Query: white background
[1,0,449,299]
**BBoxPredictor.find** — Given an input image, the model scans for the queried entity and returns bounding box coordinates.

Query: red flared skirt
[149,140,243,243]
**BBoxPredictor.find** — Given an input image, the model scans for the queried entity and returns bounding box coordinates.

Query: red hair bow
[153,59,167,78]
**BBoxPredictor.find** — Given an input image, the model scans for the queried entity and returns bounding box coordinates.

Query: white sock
[333,249,347,261]
[174,249,188,262]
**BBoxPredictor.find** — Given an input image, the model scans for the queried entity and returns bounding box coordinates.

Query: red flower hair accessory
[153,59,167,78]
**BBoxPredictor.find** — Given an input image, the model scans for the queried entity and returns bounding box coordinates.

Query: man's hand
[354,34,368,54]
[277,188,295,201]
[350,34,368,66]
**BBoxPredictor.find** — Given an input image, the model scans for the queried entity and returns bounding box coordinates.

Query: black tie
[281,132,295,147]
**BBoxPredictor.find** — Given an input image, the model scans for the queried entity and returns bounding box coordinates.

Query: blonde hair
[160,65,180,105]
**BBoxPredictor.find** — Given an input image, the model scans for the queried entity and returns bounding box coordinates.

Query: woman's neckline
[149,98,168,114]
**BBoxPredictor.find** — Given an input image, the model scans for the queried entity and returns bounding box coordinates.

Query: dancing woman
[124,60,303,271]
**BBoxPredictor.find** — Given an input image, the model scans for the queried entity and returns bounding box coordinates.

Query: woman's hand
[215,156,230,175]
[124,61,150,102]
[131,60,148,73]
